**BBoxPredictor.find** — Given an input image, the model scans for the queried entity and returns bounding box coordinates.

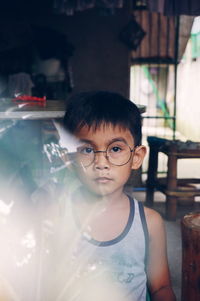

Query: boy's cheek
[73,164,90,183]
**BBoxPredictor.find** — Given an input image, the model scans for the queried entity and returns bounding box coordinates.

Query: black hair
[63,91,142,146]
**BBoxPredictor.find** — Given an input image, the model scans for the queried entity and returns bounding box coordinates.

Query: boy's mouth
[93,177,113,184]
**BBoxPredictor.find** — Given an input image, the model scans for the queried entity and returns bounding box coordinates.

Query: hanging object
[53,0,124,15]
[147,0,200,16]
[146,0,165,14]
[119,17,146,50]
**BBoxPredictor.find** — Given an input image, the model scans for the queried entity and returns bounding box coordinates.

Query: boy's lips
[93,177,113,184]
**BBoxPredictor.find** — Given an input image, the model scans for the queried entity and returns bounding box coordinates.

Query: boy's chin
[80,185,113,198]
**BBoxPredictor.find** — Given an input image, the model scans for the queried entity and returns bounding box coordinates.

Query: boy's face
[72,123,146,198]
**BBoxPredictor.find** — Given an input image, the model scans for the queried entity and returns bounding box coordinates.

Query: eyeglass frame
[75,141,136,167]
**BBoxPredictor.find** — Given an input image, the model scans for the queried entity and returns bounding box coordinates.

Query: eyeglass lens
[76,141,132,167]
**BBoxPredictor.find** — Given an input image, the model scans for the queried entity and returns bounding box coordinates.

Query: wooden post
[181,213,200,301]
[166,144,178,220]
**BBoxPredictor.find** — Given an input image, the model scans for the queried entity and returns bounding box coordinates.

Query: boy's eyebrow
[79,137,129,145]
[108,137,128,144]
[79,139,94,144]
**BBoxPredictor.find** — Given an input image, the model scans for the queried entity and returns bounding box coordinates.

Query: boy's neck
[75,186,127,209]
[73,186,131,241]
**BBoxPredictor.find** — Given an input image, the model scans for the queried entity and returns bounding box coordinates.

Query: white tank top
[68,197,149,301]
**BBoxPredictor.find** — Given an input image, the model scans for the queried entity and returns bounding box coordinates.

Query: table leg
[166,150,177,220]
[146,146,159,206]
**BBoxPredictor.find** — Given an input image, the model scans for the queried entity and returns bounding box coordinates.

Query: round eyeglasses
[74,140,135,167]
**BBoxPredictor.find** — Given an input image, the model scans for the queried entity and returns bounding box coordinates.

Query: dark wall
[31,6,131,98]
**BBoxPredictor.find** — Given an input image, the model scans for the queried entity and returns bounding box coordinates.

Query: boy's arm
[145,208,176,301]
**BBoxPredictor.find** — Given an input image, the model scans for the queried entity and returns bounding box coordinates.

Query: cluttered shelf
[0,98,66,119]
[0,98,146,120]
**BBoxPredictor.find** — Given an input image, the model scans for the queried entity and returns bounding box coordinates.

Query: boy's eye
[78,146,94,155]
[108,141,129,156]
[110,146,122,153]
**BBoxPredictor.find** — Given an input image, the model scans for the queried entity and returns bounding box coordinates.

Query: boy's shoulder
[143,205,165,236]
[143,205,163,220]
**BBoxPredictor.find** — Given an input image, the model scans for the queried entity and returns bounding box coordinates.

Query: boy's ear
[131,145,146,170]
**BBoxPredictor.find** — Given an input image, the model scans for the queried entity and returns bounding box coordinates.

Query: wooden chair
[146,136,200,220]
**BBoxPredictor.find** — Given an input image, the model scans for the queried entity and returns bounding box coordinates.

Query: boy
[61,91,176,301]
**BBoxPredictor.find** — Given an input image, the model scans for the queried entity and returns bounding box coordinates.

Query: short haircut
[63,91,142,146]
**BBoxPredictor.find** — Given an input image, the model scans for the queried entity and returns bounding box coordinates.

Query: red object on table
[12,95,46,107]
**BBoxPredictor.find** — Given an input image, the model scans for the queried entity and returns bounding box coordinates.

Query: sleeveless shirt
[68,197,149,301]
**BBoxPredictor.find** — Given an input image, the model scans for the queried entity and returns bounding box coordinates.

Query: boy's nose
[93,152,110,169]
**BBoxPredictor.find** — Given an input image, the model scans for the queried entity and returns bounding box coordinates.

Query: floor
[129,190,200,301]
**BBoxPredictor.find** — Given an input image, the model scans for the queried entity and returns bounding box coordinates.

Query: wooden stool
[181,213,200,301]
[146,136,200,220]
